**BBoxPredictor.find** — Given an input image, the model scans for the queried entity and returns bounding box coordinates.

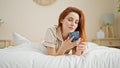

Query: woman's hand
[75,42,86,56]
[57,37,81,55]
[62,37,80,51]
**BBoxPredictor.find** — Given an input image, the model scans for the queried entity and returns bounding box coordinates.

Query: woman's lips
[69,27,74,30]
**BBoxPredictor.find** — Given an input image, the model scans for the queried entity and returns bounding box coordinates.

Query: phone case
[69,31,79,42]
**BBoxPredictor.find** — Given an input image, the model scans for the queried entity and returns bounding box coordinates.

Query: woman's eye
[68,18,73,21]
[75,21,79,24]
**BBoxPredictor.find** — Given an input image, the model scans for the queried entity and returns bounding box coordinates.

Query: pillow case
[13,32,31,45]
[12,32,47,54]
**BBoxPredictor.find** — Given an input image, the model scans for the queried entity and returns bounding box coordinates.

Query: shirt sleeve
[42,28,57,48]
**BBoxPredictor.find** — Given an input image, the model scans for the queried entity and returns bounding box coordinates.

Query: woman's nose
[71,22,75,26]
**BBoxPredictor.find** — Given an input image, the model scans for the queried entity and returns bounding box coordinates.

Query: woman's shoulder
[46,25,58,35]
[47,25,58,32]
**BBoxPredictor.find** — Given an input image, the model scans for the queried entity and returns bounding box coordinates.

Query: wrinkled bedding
[0,42,120,68]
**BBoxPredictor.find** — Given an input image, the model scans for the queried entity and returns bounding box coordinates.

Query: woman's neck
[62,30,69,41]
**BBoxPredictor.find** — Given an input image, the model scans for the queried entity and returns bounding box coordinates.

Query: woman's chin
[70,30,75,32]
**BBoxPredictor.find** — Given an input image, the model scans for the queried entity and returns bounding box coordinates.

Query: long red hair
[57,6,86,42]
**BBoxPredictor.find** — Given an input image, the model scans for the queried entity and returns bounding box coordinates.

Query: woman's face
[61,12,79,34]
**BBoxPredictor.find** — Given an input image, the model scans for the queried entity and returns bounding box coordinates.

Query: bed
[0,32,120,68]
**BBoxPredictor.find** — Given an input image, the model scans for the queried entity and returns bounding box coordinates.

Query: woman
[42,6,86,56]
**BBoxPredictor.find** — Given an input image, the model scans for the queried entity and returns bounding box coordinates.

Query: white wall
[114,0,120,38]
[0,0,118,42]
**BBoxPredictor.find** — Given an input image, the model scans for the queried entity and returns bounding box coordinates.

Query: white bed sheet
[0,42,120,68]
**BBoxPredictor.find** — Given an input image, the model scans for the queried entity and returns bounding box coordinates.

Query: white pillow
[12,32,47,54]
[13,32,31,45]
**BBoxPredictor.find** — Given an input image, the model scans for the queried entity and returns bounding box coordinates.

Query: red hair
[58,7,86,42]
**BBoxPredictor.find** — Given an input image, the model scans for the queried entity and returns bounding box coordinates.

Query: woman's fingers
[76,42,86,50]
[76,44,85,51]
[66,36,74,42]
[69,36,74,42]
[62,36,76,50]
[78,38,81,41]
[72,38,81,46]
[65,37,85,49]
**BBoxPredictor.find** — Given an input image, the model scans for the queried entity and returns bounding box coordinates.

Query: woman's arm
[46,37,80,56]
[47,47,56,56]
[47,46,66,56]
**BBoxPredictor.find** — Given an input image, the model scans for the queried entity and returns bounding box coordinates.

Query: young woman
[42,6,86,56]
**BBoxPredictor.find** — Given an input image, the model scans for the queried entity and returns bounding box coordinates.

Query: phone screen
[69,31,79,42]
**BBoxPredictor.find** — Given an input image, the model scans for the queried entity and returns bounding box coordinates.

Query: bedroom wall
[0,0,118,42]
[113,0,120,38]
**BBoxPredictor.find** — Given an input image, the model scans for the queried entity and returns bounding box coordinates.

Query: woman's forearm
[47,46,67,56]
[56,46,67,55]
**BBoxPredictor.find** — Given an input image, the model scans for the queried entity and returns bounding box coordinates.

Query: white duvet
[0,42,120,68]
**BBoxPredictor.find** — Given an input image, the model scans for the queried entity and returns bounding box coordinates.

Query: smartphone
[69,31,79,42]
